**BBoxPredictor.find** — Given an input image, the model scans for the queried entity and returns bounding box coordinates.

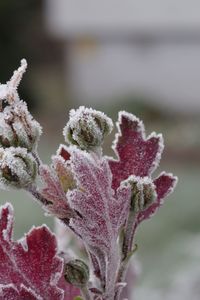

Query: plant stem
[122,210,136,260]
[27,185,51,206]
[114,210,137,300]
[81,286,92,300]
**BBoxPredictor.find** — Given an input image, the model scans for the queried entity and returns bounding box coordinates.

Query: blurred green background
[0,2,200,299]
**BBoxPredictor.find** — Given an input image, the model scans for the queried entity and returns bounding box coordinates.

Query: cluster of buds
[0,60,42,189]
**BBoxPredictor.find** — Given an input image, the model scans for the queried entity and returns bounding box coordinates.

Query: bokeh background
[0,1,200,299]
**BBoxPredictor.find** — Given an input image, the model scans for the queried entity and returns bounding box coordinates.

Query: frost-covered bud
[0,101,42,151]
[64,259,89,288]
[0,147,38,188]
[63,106,113,150]
[125,176,156,212]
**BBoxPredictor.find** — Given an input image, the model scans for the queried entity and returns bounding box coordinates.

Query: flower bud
[125,176,156,212]
[0,101,42,151]
[0,147,38,188]
[64,259,89,288]
[63,106,113,150]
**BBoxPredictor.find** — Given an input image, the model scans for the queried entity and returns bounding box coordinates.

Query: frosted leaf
[63,106,113,150]
[40,164,75,220]
[68,148,131,254]
[0,147,38,189]
[67,148,131,298]
[8,59,27,90]
[0,203,66,300]
[107,111,177,227]
[108,111,164,190]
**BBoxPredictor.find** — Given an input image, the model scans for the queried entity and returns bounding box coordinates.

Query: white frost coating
[0,112,14,141]
[123,174,155,187]
[7,59,27,104]
[2,213,13,242]
[147,132,164,175]
[0,84,9,100]
[0,203,14,242]
[67,106,113,132]
[156,171,178,203]
[18,236,28,252]
[54,218,70,252]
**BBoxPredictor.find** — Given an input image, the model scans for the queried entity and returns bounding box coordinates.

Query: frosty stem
[114,210,137,300]
[28,185,52,206]
[122,210,136,260]
[80,286,92,300]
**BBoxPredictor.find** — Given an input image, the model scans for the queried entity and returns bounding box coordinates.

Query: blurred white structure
[46,0,200,113]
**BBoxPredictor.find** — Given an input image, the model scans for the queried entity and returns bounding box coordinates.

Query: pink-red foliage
[108,112,177,228]
[0,203,80,300]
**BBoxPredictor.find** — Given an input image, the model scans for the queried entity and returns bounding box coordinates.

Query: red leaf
[0,203,65,300]
[0,284,39,300]
[108,112,164,190]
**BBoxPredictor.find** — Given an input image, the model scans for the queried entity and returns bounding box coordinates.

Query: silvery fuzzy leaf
[67,148,132,298]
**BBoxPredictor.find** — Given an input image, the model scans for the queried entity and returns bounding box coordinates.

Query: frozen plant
[0,61,177,300]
